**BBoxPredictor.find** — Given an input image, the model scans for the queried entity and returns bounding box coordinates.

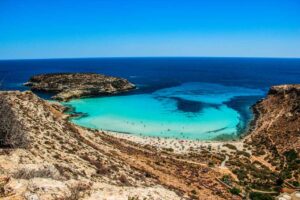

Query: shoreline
[64,102,255,143]
[1,83,300,199]
[60,93,261,155]
[60,99,256,155]
[94,129,246,154]
[23,72,262,143]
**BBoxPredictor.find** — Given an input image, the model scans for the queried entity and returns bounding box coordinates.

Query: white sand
[105,130,245,154]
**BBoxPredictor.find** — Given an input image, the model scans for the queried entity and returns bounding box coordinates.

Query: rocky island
[24,73,136,101]
[0,84,300,200]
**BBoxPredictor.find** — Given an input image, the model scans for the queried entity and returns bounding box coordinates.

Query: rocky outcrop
[0,92,30,148]
[247,84,300,156]
[268,84,300,95]
[244,84,300,187]
[24,73,136,101]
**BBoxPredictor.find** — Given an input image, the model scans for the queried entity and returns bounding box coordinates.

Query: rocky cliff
[244,84,300,187]
[247,84,300,156]
[24,73,136,101]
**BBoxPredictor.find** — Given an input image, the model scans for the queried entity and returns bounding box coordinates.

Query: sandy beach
[105,130,246,154]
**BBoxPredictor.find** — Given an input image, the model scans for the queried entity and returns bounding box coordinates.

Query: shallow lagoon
[67,82,264,140]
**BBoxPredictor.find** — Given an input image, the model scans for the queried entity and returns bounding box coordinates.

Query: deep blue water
[1,57,300,140]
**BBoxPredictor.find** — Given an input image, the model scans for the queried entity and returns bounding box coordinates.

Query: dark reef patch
[170,97,220,113]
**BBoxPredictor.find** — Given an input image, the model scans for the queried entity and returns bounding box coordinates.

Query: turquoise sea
[1,57,300,140]
[66,82,263,140]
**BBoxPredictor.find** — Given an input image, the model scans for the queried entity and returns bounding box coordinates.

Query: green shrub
[208,161,215,167]
[128,196,140,200]
[229,187,241,195]
[275,178,284,186]
[292,181,300,187]
[249,192,274,200]
[284,149,298,162]
[221,175,232,185]
[237,150,251,158]
[162,147,174,152]
[224,144,237,150]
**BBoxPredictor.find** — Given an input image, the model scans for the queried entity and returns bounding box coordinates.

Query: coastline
[64,102,254,142]
[64,108,248,154]
[103,129,246,154]
[1,83,300,199]
[59,94,260,154]
[63,100,254,152]
[19,71,272,154]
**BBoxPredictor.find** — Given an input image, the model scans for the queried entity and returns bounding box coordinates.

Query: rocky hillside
[0,91,234,200]
[24,73,136,101]
[248,84,300,156]
[0,91,179,199]
[245,84,300,186]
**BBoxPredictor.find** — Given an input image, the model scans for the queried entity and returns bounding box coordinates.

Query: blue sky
[0,0,300,59]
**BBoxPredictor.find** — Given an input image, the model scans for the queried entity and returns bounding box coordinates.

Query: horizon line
[1,55,300,61]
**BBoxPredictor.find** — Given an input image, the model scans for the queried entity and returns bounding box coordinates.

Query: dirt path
[251,155,276,171]
[220,155,229,168]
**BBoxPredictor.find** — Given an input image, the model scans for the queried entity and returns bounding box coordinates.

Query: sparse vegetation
[128,196,147,200]
[119,174,131,185]
[229,187,241,195]
[224,144,237,150]
[292,181,300,187]
[162,147,174,152]
[208,161,215,167]
[221,175,233,186]
[13,165,59,180]
[69,181,92,200]
[236,150,251,158]
[249,192,274,200]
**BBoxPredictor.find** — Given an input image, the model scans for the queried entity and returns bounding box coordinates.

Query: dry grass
[13,165,60,180]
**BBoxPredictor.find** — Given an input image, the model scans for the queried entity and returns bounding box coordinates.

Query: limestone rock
[24,73,135,101]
